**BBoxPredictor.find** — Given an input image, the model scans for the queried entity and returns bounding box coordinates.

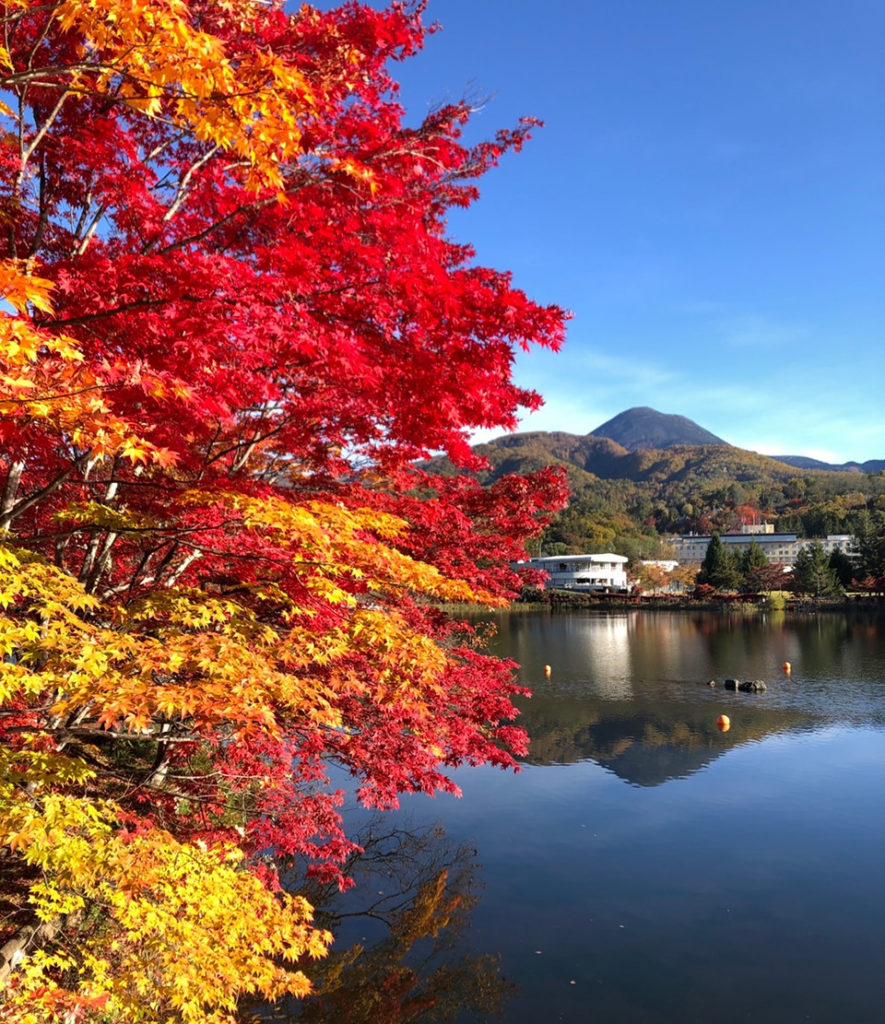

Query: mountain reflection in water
[262,610,885,1024]
[495,610,885,784]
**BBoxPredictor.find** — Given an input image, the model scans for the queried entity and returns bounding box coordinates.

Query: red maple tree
[0,1,568,1017]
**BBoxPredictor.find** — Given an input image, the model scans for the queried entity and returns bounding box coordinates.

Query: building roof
[676,533,798,542]
[530,553,628,564]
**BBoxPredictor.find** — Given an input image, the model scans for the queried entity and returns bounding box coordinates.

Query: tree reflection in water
[255,817,513,1024]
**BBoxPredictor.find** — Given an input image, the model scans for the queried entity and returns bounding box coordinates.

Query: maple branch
[78,461,122,588]
[157,143,221,228]
[81,529,118,593]
[144,133,183,167]
[121,537,181,595]
[34,741,228,808]
[164,548,202,587]
[0,919,66,990]
[205,415,295,471]
[0,702,57,717]
[73,199,107,257]
[29,150,52,256]
[24,518,245,545]
[0,464,77,532]
[0,380,110,405]
[0,459,25,529]
[19,3,58,87]
[102,543,205,596]
[197,421,225,478]
[154,196,277,255]
[38,297,169,329]
[16,84,72,194]
[111,544,156,598]
[62,727,199,744]
[172,539,297,568]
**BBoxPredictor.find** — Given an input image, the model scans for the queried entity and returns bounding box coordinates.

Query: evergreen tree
[739,541,769,593]
[792,542,842,598]
[828,548,856,589]
[697,534,742,591]
[697,533,722,587]
[854,510,885,580]
[740,541,768,573]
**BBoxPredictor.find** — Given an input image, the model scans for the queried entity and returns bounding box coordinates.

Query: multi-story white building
[525,554,629,592]
[669,526,859,567]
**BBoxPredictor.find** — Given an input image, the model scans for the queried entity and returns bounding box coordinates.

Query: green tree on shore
[854,510,885,580]
[697,534,741,591]
[792,542,842,598]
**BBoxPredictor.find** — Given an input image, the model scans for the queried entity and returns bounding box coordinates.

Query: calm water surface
[276,610,885,1024]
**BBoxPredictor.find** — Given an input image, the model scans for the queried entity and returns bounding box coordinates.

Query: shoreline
[507,591,885,614]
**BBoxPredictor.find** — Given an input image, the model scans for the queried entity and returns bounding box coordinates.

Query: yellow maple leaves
[0,481,496,742]
[0,3,524,1018]
[29,0,316,190]
[0,487,495,1017]
[0,260,55,316]
[222,490,504,607]
[0,750,331,1023]
[0,0,380,194]
[0,259,178,466]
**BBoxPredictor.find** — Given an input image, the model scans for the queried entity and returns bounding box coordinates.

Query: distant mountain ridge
[767,454,885,474]
[585,407,884,474]
[471,428,804,492]
[457,407,885,556]
[461,407,885,496]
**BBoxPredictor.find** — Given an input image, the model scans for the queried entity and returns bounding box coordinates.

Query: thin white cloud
[500,321,885,463]
[722,314,807,350]
[574,350,680,391]
[726,405,885,464]
[747,441,848,464]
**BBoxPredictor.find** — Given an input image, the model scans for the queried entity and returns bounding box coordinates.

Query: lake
[271,609,885,1024]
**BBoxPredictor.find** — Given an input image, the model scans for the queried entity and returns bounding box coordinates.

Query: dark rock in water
[723,678,767,693]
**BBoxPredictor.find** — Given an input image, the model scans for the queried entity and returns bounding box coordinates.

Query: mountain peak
[591,407,727,451]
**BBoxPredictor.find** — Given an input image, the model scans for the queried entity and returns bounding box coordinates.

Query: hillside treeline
[465,435,885,576]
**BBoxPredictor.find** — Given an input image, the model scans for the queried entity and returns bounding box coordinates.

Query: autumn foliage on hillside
[0,1,567,1020]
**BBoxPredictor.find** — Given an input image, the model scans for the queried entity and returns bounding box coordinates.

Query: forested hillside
[464,431,885,561]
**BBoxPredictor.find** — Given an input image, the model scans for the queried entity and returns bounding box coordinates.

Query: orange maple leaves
[2,0,317,189]
[0,1,564,1019]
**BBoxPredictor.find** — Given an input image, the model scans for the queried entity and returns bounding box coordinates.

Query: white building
[669,527,859,567]
[526,554,629,592]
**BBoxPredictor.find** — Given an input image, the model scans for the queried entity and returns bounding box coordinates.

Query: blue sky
[323,1,885,463]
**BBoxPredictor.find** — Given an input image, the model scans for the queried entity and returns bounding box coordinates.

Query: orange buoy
[717,714,731,732]
[543,664,551,677]
[782,661,791,674]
